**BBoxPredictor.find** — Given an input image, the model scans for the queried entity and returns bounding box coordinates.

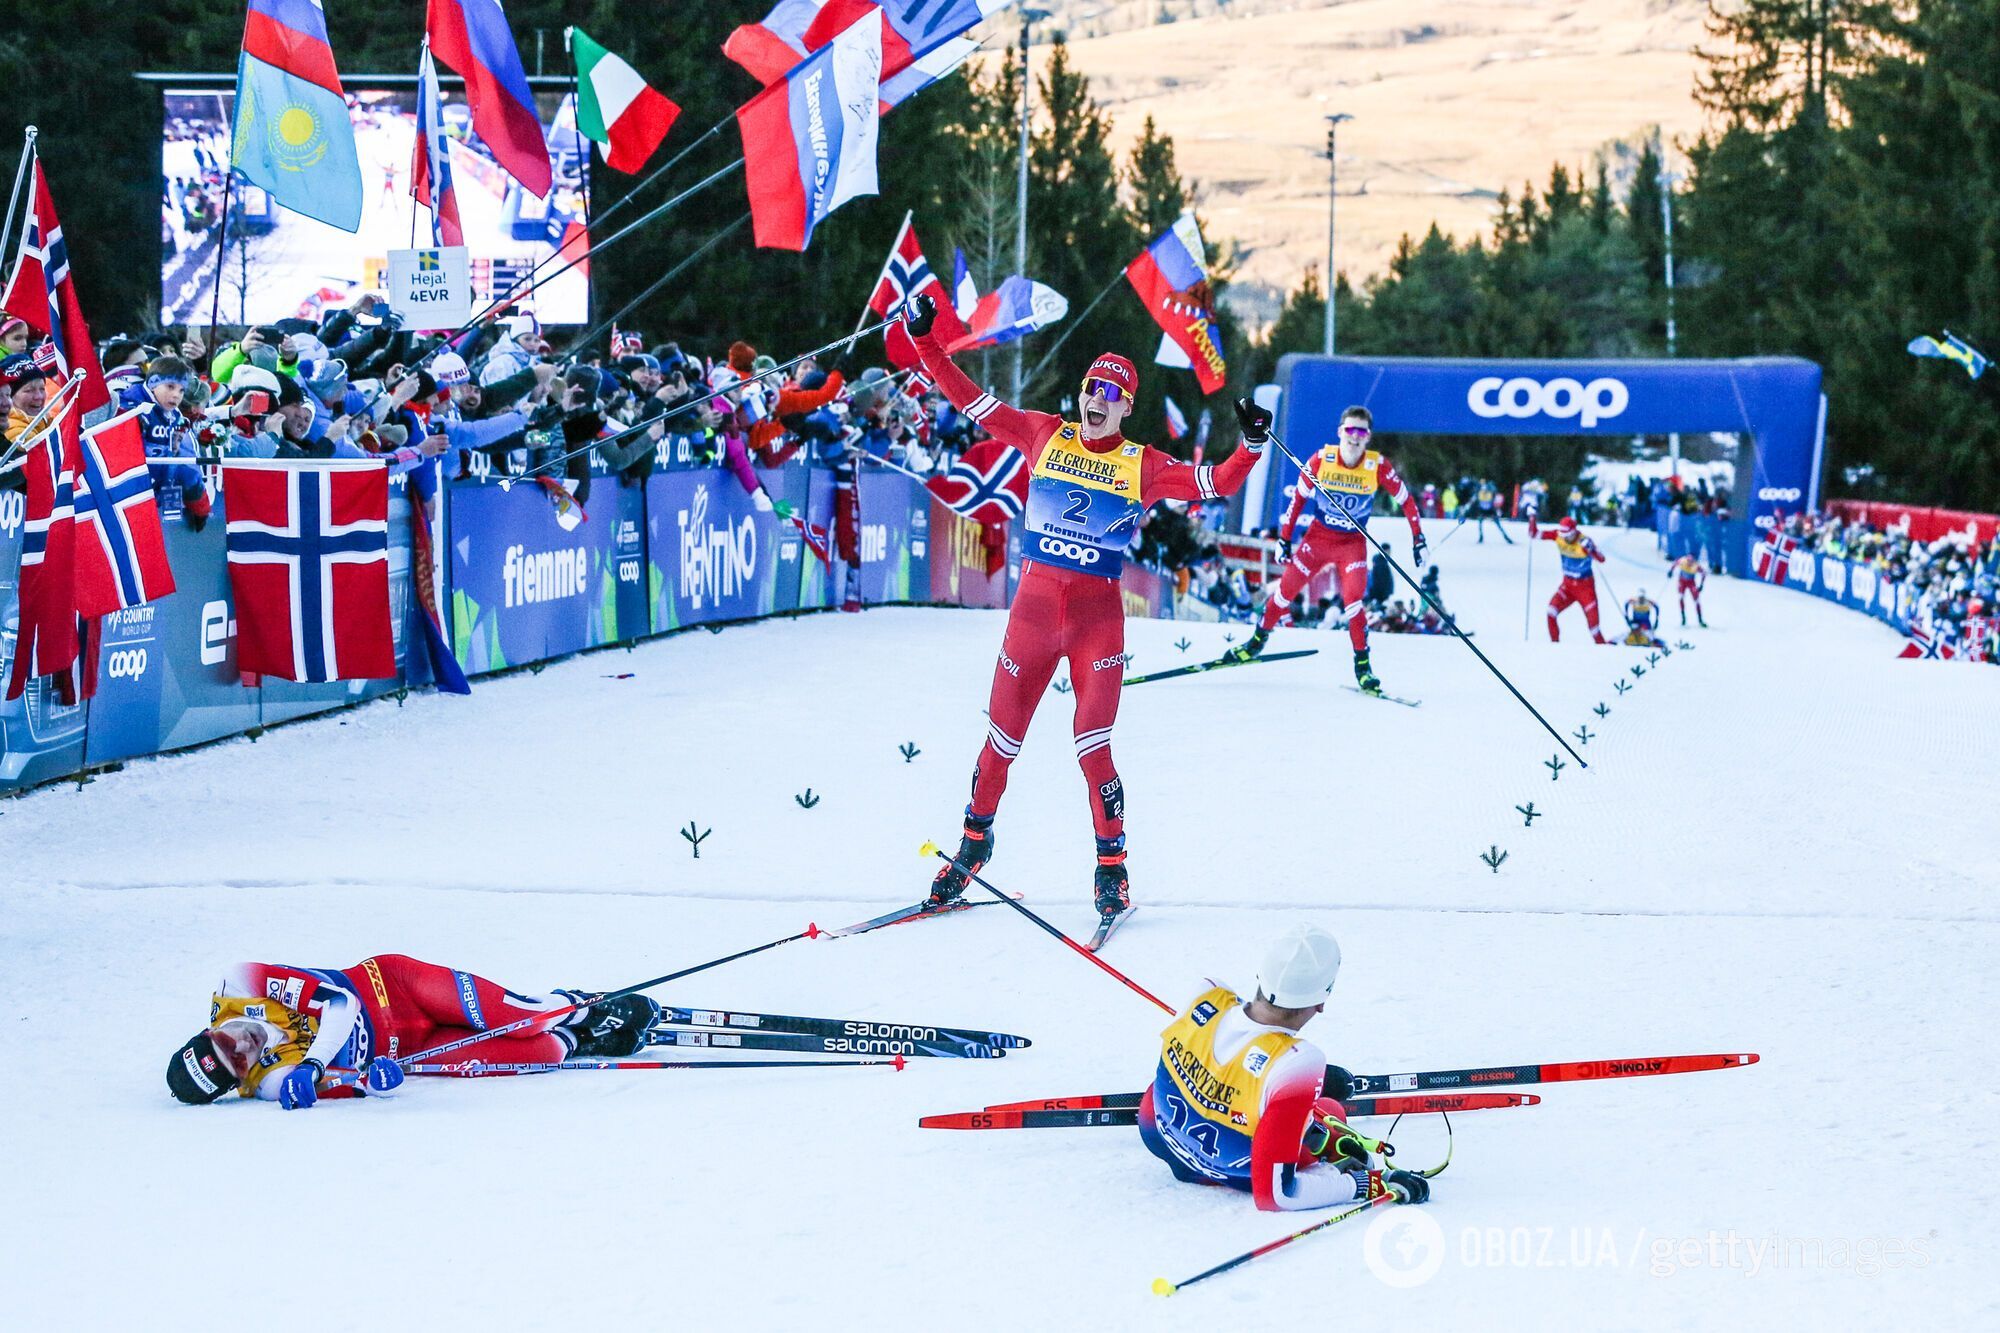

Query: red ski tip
[1731,1054,1760,1067]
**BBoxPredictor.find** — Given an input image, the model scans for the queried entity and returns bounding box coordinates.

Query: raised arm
[906,297,1061,461]
[1144,397,1270,504]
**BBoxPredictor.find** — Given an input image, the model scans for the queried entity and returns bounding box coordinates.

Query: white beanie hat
[1256,925,1342,1009]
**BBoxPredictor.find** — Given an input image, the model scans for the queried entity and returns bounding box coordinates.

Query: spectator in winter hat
[728,340,756,375]
[0,315,30,356]
[4,357,49,442]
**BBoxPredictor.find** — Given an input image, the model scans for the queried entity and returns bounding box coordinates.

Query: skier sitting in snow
[1623,590,1666,647]
[1139,927,1430,1212]
[166,955,660,1109]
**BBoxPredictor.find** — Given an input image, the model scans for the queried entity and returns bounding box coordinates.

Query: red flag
[223,464,396,682]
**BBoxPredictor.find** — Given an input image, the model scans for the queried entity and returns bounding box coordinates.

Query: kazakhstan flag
[231,0,362,232]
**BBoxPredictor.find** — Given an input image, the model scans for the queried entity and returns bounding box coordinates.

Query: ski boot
[1698,612,1708,628]
[1092,836,1131,918]
[1227,624,1270,663]
[566,992,661,1059]
[927,812,995,908]
[1353,649,1382,697]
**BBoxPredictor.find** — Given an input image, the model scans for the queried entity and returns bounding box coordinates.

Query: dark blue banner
[646,466,789,629]
[448,479,624,673]
[1273,354,1825,573]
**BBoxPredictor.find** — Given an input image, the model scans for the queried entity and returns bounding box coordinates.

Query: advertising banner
[858,470,926,606]
[646,467,787,630]
[449,479,624,674]
[84,517,262,765]
[927,502,1008,609]
[0,486,88,787]
[1119,564,1174,620]
[1274,353,1824,570]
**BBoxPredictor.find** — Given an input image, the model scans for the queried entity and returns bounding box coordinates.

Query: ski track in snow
[4,521,1996,1328]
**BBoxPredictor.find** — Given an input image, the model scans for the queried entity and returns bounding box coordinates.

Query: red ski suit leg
[354,954,570,1069]
[1546,575,1602,642]
[1259,524,1370,652]
[968,564,1127,840]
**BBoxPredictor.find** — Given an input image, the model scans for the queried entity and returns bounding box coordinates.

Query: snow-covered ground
[4,522,1995,1328]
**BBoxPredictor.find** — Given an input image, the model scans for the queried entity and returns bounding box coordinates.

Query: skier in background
[1138,925,1431,1212]
[1468,478,1512,544]
[1623,589,1666,647]
[1530,514,1609,643]
[166,955,659,1109]
[1231,405,1425,697]
[1670,552,1709,627]
[904,292,1265,922]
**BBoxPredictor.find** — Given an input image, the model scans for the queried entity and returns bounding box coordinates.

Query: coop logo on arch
[1467,376,1630,428]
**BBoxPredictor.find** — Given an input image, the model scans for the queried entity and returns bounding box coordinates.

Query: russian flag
[426,0,552,198]
[724,0,825,85]
[1126,211,1228,394]
[804,0,1009,80]
[737,11,883,251]
[411,41,464,246]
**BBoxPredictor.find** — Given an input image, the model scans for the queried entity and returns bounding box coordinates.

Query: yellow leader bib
[1023,424,1146,576]
[1310,449,1383,528]
[1149,986,1302,1184]
[209,994,317,1099]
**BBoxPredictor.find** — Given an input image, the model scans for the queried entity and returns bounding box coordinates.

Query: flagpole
[560,210,750,360]
[565,29,592,227]
[207,93,238,352]
[422,157,742,367]
[0,126,37,266]
[853,209,912,336]
[1021,268,1123,392]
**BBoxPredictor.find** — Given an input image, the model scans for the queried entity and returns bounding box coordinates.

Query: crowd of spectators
[0,298,990,523]
[1776,508,1997,662]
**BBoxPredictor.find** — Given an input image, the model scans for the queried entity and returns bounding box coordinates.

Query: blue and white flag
[232,0,364,231]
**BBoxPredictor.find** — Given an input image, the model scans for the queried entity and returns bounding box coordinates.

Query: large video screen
[160,83,590,328]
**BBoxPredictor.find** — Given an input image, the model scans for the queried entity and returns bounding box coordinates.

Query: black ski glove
[905,293,938,340]
[1234,397,1271,448]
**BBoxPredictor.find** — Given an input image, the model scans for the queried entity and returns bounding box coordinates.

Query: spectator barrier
[0,442,1195,794]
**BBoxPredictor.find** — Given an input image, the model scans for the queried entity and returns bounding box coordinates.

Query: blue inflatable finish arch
[1269,354,1825,571]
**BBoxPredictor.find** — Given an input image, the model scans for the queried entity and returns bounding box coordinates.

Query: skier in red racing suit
[907,293,1267,921]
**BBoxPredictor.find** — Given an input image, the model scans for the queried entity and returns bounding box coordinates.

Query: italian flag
[571,28,680,175]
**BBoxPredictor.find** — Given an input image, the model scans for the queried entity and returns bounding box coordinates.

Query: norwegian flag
[1897,621,1957,661]
[223,463,396,682]
[925,438,1028,525]
[1752,530,1798,584]
[2,156,137,701]
[868,214,942,317]
[75,407,177,611]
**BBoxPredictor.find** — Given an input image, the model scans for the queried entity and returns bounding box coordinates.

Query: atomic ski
[656,1006,1030,1051]
[1085,906,1137,952]
[1123,649,1318,687]
[648,1029,1006,1059]
[825,893,1022,938]
[1340,686,1421,708]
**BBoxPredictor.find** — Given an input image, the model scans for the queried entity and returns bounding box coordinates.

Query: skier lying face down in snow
[165,955,661,1109]
[1139,927,1432,1211]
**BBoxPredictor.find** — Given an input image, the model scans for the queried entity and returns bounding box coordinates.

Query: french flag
[736,11,883,251]
[426,0,552,198]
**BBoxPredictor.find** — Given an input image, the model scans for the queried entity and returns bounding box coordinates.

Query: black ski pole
[523,314,899,481]
[324,922,828,1088]
[1267,429,1588,769]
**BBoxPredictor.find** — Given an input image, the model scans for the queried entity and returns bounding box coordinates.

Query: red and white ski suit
[913,330,1259,840]
[1534,524,1608,642]
[1264,446,1423,651]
